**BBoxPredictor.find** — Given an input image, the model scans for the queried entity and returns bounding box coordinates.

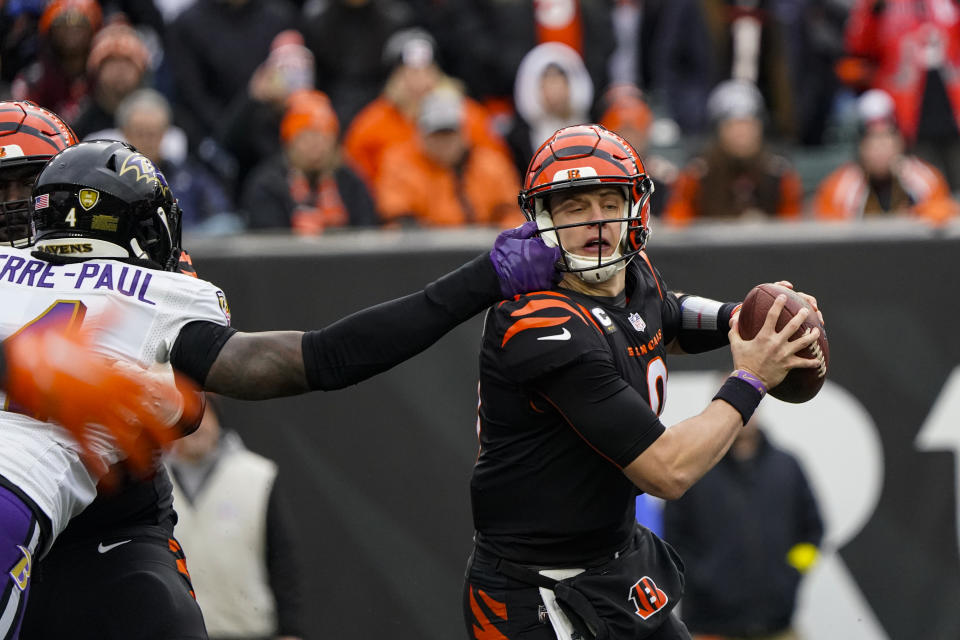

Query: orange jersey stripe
[639,251,662,300]
[574,302,603,334]
[509,297,586,320]
[501,315,570,347]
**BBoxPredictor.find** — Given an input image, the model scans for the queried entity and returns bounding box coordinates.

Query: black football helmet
[32,140,183,270]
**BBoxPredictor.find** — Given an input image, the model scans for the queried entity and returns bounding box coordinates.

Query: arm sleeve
[169,321,238,386]
[533,357,666,468]
[666,293,740,354]
[302,253,502,390]
[265,479,305,637]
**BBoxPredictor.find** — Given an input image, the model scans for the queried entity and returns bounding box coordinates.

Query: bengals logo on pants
[628,576,668,620]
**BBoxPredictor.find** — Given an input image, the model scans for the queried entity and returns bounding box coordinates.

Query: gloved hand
[2,326,201,476]
[490,220,562,298]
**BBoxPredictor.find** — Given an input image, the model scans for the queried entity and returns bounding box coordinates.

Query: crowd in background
[2,0,960,235]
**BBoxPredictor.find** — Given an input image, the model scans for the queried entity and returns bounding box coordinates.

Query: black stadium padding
[188,220,960,640]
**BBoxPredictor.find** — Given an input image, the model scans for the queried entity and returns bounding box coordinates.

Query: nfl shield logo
[628,313,646,332]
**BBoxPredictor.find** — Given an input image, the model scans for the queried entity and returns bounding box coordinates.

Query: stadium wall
[189,221,960,640]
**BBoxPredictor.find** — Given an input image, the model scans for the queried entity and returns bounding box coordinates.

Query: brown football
[737,283,829,403]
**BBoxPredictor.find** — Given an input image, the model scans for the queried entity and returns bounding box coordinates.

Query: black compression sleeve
[533,358,666,468]
[302,253,502,390]
[170,321,238,386]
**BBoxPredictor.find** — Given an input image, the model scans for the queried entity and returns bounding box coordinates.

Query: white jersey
[0,245,230,543]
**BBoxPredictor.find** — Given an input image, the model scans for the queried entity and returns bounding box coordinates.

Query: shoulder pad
[486,291,608,382]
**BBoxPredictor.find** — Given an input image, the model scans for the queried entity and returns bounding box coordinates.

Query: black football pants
[463,545,691,640]
[20,525,206,639]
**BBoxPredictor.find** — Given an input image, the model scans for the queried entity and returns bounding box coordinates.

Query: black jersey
[472,254,682,566]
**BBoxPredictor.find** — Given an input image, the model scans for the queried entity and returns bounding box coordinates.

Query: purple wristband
[732,369,767,396]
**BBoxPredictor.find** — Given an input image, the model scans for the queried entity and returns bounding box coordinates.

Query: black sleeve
[170,321,238,386]
[302,252,501,390]
[265,479,305,637]
[533,358,666,469]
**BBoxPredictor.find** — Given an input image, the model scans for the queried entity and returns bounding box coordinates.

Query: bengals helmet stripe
[0,101,78,162]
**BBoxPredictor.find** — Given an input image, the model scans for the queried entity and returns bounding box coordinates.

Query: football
[737,283,829,403]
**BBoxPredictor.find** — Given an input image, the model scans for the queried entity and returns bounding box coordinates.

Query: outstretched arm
[183,223,561,399]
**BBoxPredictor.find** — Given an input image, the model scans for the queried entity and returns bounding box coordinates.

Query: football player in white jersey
[2,137,560,639]
[0,102,207,638]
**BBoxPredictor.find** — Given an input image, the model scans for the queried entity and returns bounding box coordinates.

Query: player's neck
[559,270,626,298]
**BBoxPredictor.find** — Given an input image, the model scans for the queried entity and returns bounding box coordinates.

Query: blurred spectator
[119,89,241,233]
[663,416,824,640]
[812,89,959,224]
[242,89,377,234]
[664,80,803,224]
[71,21,151,139]
[152,0,197,24]
[648,0,845,144]
[165,0,297,150]
[343,28,508,187]
[217,30,315,200]
[376,87,522,227]
[11,0,102,123]
[100,0,165,37]
[599,83,678,217]
[609,0,641,86]
[844,0,960,191]
[464,0,614,111]
[1,0,46,92]
[167,402,304,640]
[302,0,412,128]
[506,42,593,177]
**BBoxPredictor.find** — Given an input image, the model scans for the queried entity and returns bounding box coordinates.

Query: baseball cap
[417,89,463,135]
[856,89,898,135]
[383,28,437,71]
[707,80,765,123]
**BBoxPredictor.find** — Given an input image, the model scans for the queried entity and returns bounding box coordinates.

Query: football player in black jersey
[463,125,823,640]
[1,134,561,640]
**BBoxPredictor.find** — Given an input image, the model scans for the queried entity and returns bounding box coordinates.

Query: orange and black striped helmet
[0,101,78,246]
[518,124,654,283]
